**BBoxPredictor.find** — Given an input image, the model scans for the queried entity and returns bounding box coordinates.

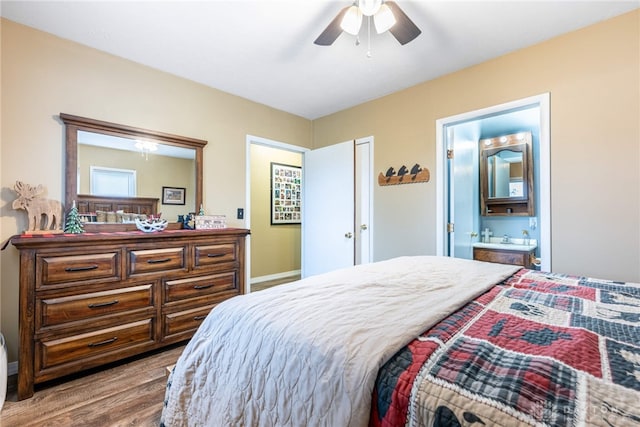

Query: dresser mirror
[61,113,207,229]
[479,131,534,216]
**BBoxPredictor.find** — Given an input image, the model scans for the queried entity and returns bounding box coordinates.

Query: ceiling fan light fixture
[358,0,382,16]
[374,3,396,34]
[340,5,363,35]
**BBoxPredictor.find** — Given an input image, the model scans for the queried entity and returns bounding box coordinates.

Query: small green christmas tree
[64,200,84,234]
[198,204,205,216]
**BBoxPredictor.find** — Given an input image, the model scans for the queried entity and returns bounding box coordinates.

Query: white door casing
[355,139,372,265]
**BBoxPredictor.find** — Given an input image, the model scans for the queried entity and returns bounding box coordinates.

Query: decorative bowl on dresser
[11,228,249,400]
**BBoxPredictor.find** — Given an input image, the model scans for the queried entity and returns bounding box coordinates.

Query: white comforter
[161,256,520,427]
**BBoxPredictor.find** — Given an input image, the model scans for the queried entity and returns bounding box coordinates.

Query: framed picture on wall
[162,186,186,205]
[270,163,302,225]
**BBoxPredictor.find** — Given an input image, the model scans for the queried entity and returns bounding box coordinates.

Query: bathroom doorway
[435,94,551,271]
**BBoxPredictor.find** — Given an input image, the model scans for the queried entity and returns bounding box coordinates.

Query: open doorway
[246,135,374,290]
[245,135,308,292]
[435,94,551,271]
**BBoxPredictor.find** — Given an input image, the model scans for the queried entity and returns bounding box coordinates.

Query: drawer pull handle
[88,300,119,309]
[88,337,118,348]
[193,315,207,321]
[194,284,213,290]
[206,253,225,258]
[65,265,99,272]
[147,258,171,264]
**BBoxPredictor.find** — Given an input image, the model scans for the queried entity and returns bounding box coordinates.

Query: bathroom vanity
[473,240,537,268]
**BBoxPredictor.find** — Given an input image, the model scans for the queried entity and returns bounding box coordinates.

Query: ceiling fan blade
[314,6,349,46]
[386,1,421,45]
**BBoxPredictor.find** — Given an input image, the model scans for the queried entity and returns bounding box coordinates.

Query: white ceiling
[2,1,638,119]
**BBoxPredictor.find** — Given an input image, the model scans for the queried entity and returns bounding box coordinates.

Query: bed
[160,256,640,426]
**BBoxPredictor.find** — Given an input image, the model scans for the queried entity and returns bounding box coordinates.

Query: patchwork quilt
[371,269,640,427]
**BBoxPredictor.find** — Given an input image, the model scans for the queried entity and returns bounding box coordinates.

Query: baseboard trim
[7,362,18,393]
[251,270,301,284]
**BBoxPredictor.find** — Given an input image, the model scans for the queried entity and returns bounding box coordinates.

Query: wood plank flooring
[1,344,185,427]
[250,274,300,292]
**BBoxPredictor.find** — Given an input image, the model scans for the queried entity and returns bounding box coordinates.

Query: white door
[302,141,355,277]
[447,123,481,260]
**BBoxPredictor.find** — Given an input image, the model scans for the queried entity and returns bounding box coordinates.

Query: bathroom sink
[473,242,537,251]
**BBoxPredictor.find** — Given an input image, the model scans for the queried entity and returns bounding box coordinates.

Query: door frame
[245,134,309,292]
[435,93,551,271]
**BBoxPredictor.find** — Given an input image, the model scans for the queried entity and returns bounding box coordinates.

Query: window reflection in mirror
[89,166,137,197]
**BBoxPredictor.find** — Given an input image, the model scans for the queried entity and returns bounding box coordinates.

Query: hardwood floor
[1,344,185,427]
[250,274,300,292]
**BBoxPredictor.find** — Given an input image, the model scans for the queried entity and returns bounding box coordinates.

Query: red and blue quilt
[370,269,640,426]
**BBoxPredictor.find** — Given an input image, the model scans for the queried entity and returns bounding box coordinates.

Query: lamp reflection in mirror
[134,140,158,160]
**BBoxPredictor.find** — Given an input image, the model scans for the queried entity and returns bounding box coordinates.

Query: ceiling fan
[314,0,421,46]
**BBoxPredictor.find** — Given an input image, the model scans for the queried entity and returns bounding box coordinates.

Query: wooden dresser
[11,228,249,400]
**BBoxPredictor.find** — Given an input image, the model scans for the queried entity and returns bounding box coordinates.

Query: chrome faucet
[502,234,510,244]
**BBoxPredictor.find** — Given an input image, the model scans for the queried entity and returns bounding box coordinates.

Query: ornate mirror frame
[60,113,207,228]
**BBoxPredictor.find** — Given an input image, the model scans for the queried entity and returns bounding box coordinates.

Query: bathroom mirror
[61,113,207,229]
[486,150,524,198]
[480,131,534,216]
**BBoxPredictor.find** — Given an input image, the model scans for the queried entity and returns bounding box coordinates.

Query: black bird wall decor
[378,163,430,186]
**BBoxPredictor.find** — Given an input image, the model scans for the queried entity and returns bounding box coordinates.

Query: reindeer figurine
[12,181,64,233]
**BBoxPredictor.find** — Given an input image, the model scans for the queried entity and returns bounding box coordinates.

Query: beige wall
[0,19,312,361]
[313,10,639,284]
[250,144,302,279]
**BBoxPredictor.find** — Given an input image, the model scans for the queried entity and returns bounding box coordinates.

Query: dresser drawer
[38,284,153,328]
[163,305,214,338]
[128,247,185,275]
[194,243,237,268]
[165,273,237,303]
[39,319,153,369]
[38,252,120,287]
